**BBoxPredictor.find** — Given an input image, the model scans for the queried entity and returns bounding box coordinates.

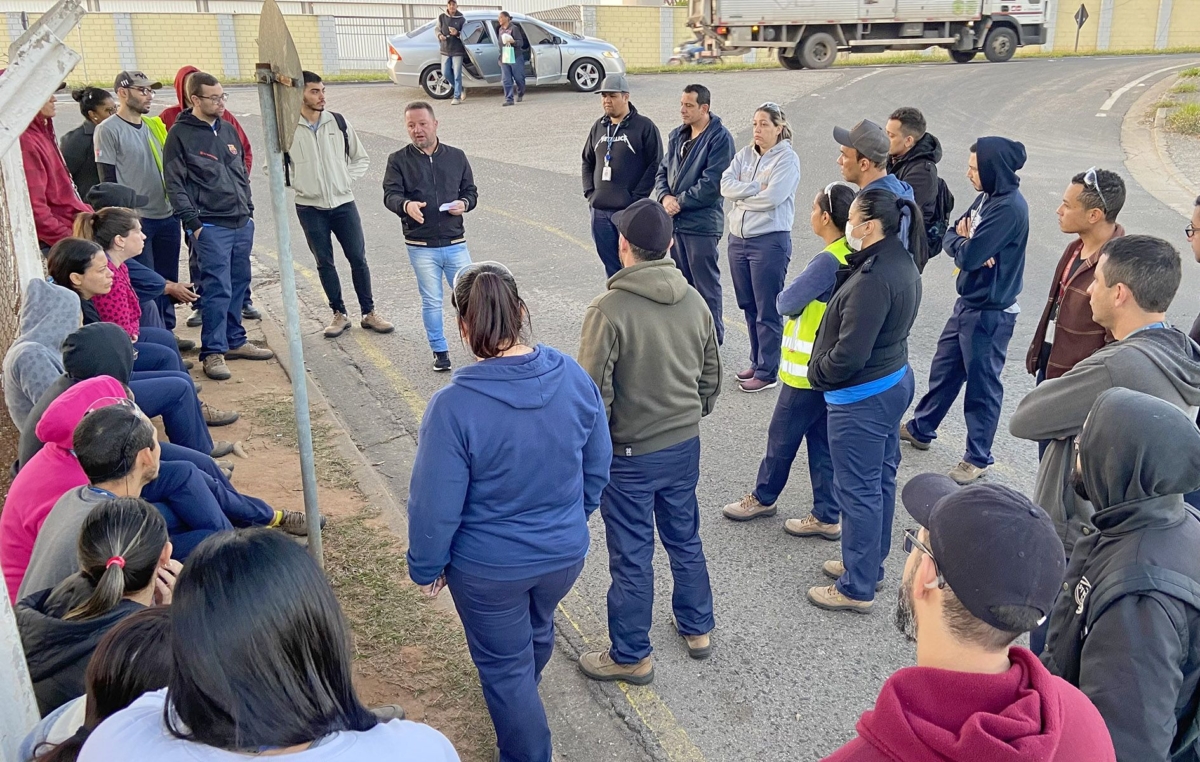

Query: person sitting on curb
[2,280,83,430]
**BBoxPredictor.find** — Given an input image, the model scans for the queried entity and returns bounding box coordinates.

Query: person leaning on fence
[17,80,92,251]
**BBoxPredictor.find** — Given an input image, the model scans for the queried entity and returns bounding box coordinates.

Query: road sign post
[1074,4,1089,52]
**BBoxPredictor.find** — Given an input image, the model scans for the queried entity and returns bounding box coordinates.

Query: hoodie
[863,173,919,263]
[0,376,126,603]
[160,66,253,172]
[1010,326,1200,555]
[406,345,611,586]
[578,259,722,456]
[653,114,736,237]
[720,140,800,239]
[825,647,1115,762]
[20,113,92,247]
[887,131,943,233]
[162,109,253,233]
[581,104,664,211]
[2,279,84,429]
[943,137,1028,310]
[1042,388,1200,762]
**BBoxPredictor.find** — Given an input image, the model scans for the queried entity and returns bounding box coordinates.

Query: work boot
[578,651,654,685]
[721,494,776,521]
[680,631,711,660]
[433,351,452,372]
[203,354,231,381]
[370,704,405,722]
[187,310,203,328]
[202,402,240,427]
[325,312,350,338]
[242,304,262,321]
[516,93,524,103]
[183,359,194,370]
[360,312,395,334]
[823,560,884,591]
[806,584,873,614]
[739,377,778,393]
[899,422,931,451]
[735,367,755,382]
[216,460,235,479]
[226,343,274,361]
[502,100,513,107]
[210,441,236,459]
[784,514,842,540]
[177,337,196,352]
[948,461,988,485]
[271,509,327,536]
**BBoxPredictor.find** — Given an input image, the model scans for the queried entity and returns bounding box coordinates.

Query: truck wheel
[983,27,1017,63]
[779,50,804,70]
[949,50,977,63]
[799,33,837,70]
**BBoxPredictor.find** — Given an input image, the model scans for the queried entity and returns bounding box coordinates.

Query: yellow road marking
[478,204,593,252]
[353,334,428,419]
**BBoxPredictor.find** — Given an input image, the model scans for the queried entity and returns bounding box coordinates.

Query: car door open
[519,22,562,84]
[462,19,502,83]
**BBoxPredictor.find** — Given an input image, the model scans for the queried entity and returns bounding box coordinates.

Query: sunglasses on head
[1083,166,1109,213]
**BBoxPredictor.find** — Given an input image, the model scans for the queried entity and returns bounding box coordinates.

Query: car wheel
[420,64,453,100]
[949,49,977,63]
[569,59,603,92]
[779,50,803,70]
[799,32,837,70]
[983,26,1017,63]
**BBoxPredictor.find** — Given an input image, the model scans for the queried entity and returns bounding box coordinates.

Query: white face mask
[845,220,866,251]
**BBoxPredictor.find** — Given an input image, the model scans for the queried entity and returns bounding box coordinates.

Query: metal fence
[530,4,579,34]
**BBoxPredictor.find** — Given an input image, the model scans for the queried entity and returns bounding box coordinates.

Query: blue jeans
[135,215,183,330]
[589,208,622,279]
[296,202,374,315]
[728,232,791,382]
[447,560,583,762]
[827,367,915,602]
[753,385,837,522]
[406,242,472,352]
[129,370,213,455]
[194,221,254,359]
[600,436,714,663]
[907,299,1017,468]
[442,54,464,98]
[501,61,525,102]
[673,233,724,345]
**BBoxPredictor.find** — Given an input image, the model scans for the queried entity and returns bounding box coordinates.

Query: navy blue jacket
[653,114,736,237]
[944,136,1028,310]
[406,345,612,585]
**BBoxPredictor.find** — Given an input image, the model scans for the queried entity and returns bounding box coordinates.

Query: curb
[1121,71,1198,219]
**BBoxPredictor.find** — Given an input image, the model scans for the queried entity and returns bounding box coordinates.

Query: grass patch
[1167,102,1200,135]
[1181,67,1200,78]
[1154,98,1180,110]
[247,394,359,491]
[1171,81,1199,94]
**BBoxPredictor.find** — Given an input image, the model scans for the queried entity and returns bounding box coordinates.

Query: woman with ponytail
[406,262,611,762]
[803,187,922,615]
[59,88,116,199]
[16,497,177,715]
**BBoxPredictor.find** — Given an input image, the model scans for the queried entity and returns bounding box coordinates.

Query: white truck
[687,0,1048,69]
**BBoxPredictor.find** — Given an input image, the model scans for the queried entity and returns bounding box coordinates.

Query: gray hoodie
[2,280,83,429]
[720,140,800,239]
[1010,326,1200,554]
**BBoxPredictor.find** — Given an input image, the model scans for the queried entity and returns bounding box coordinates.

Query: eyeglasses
[125,86,154,97]
[903,528,946,589]
[1187,224,1196,240]
[1083,167,1109,213]
[83,396,135,416]
[195,93,228,105]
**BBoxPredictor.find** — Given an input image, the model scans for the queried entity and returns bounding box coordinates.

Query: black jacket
[1043,388,1200,762]
[437,11,466,57]
[17,576,145,714]
[497,22,529,62]
[59,122,100,200]
[653,115,735,237]
[809,235,922,391]
[162,111,253,233]
[383,141,478,247]
[582,104,663,211]
[887,132,941,235]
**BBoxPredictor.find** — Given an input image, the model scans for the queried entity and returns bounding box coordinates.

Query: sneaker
[721,494,776,521]
[739,377,778,393]
[203,354,231,381]
[324,312,350,338]
[360,312,395,334]
[899,422,931,451]
[226,343,274,361]
[806,584,873,614]
[502,100,513,107]
[578,650,654,685]
[183,359,194,370]
[210,441,236,458]
[458,90,465,101]
[433,351,451,372]
[784,515,842,540]
[822,560,883,591]
[272,509,327,536]
[370,705,405,722]
[451,97,461,105]
[176,337,196,352]
[516,93,524,103]
[736,368,755,382]
[242,304,262,321]
[680,631,711,660]
[187,310,203,328]
[949,460,988,485]
[217,460,234,479]
[202,402,240,427]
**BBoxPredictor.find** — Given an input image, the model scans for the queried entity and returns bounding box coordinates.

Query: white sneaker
[451,97,461,106]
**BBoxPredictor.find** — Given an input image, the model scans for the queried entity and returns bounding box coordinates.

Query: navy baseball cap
[613,198,673,253]
[86,183,150,211]
[901,474,1065,631]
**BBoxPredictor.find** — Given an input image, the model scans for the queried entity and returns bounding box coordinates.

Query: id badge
[602,166,612,182]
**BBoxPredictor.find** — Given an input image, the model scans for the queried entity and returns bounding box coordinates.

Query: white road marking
[1097,61,1199,114]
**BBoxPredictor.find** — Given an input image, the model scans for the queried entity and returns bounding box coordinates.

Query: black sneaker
[433,351,451,372]
[187,310,203,328]
[242,304,262,321]
[177,337,196,352]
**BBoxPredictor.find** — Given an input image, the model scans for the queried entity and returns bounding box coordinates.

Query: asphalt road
[58,52,1200,762]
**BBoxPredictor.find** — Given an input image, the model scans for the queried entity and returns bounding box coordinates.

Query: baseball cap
[598,74,630,94]
[612,198,672,253]
[114,71,162,91]
[85,183,150,211]
[833,119,890,165]
[900,474,1065,631]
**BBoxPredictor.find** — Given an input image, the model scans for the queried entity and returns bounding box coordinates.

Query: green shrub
[1167,103,1200,135]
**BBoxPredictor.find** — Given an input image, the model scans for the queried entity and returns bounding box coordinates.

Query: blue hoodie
[406,345,612,585]
[943,136,1029,310]
[864,173,915,252]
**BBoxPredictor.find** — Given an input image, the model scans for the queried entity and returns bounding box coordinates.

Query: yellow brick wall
[1053,0,1199,51]
[596,6,662,68]
[68,15,124,85]
[1170,0,1200,48]
[1105,0,1158,50]
[130,14,225,83]
[1052,1,1099,51]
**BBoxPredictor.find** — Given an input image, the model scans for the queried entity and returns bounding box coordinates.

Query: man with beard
[823,474,1115,761]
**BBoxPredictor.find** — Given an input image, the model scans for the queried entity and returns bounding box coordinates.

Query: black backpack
[926,174,955,258]
[283,111,349,188]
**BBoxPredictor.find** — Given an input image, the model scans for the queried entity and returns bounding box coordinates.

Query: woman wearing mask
[723,182,856,533]
[805,188,923,615]
[721,102,801,393]
[59,88,116,200]
[407,262,610,762]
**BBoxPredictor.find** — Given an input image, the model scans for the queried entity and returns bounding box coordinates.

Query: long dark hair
[854,188,929,272]
[451,262,530,359]
[817,182,856,232]
[34,608,171,762]
[73,207,140,252]
[64,497,168,621]
[46,238,105,295]
[166,529,377,751]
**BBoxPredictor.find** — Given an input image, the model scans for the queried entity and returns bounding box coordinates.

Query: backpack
[283,111,349,188]
[926,174,954,258]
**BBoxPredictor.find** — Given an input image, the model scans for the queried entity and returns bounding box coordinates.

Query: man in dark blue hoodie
[902,137,1029,485]
[654,84,735,344]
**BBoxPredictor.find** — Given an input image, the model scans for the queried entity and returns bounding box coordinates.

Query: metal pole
[0,590,39,762]
[255,65,323,566]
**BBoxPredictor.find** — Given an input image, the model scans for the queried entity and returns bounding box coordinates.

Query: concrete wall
[1048,0,1200,52]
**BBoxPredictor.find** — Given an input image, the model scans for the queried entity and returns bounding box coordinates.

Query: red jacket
[161,64,253,172]
[823,647,1115,762]
[21,114,92,247]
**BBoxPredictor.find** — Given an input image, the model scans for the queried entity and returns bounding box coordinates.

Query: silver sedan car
[387,11,627,99]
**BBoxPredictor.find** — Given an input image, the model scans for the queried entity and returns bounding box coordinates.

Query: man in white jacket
[291,71,392,338]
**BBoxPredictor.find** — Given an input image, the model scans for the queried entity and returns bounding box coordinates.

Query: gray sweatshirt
[1010,326,1200,554]
[18,487,107,600]
[2,280,83,429]
[720,140,800,239]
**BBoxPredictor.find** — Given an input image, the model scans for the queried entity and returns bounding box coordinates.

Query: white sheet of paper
[439,202,454,212]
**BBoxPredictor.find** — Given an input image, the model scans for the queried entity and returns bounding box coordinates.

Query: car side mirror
[552,36,563,44]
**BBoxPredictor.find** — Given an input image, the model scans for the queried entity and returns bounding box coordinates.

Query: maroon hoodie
[21,113,91,247]
[824,648,1115,762]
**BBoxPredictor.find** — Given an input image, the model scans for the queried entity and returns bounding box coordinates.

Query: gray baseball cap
[598,74,630,94]
[833,119,890,165]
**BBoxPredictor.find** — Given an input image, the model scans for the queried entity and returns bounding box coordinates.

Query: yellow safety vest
[779,238,852,389]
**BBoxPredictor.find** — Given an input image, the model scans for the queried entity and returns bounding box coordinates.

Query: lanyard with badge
[602,119,623,183]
